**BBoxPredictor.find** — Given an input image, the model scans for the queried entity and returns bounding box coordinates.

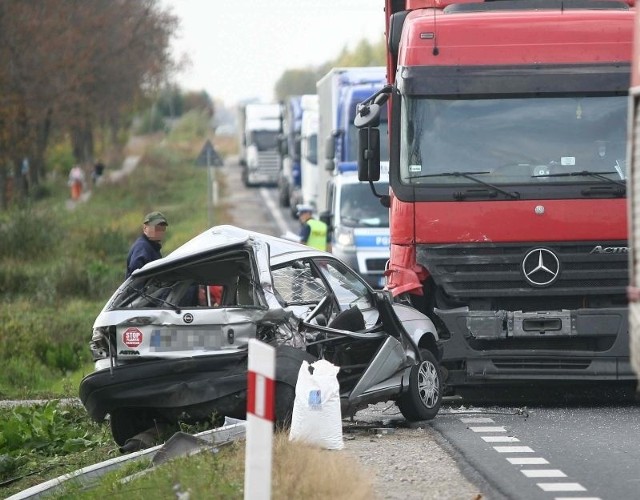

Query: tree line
[0,0,178,208]
[273,37,386,101]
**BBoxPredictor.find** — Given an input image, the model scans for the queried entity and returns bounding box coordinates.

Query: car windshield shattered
[80,225,443,452]
[108,248,261,311]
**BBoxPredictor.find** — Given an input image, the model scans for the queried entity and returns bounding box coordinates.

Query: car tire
[109,408,154,447]
[398,349,443,422]
[274,381,296,429]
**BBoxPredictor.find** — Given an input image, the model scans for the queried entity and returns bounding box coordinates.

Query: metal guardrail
[7,419,247,500]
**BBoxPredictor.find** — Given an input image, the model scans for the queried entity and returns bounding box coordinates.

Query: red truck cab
[358,0,635,392]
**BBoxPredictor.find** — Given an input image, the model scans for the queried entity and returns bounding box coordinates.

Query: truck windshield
[400,95,627,186]
[340,182,390,227]
[251,130,279,151]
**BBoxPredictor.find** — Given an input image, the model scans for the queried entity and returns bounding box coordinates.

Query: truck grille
[492,358,591,370]
[257,152,280,175]
[417,241,628,299]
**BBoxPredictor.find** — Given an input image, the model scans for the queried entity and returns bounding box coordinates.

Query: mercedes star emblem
[522,248,560,287]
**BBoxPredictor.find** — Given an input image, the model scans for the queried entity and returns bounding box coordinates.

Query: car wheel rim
[417,361,440,409]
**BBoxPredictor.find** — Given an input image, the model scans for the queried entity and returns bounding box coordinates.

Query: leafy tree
[0,0,179,209]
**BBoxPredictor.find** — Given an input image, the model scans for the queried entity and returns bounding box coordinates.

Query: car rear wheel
[109,408,155,446]
[274,381,296,429]
[398,349,443,421]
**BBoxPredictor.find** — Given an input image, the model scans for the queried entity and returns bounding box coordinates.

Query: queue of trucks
[355,0,635,395]
[239,68,391,288]
[316,67,390,288]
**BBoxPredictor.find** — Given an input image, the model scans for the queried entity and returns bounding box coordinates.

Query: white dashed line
[521,469,567,478]
[459,416,596,498]
[494,446,535,453]
[507,457,550,465]
[469,426,507,432]
[460,417,495,423]
[538,482,587,492]
[482,436,520,443]
[554,497,601,500]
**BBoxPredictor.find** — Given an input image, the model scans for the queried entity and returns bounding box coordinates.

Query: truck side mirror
[324,134,336,171]
[358,128,380,182]
[278,135,288,156]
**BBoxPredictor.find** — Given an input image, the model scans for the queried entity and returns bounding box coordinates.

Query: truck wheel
[398,349,442,421]
[279,186,290,207]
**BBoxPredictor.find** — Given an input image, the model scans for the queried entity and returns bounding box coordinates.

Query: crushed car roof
[134,224,325,276]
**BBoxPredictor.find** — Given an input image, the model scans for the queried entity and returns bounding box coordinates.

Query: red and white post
[244,339,275,500]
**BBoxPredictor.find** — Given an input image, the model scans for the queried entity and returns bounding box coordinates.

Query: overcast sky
[163,0,385,106]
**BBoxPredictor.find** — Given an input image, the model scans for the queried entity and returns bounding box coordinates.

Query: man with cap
[297,204,330,252]
[125,211,169,278]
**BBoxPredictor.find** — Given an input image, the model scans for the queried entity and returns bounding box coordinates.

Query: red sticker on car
[122,327,143,348]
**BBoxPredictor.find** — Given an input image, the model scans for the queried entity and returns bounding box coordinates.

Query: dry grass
[207,432,376,499]
[271,433,375,499]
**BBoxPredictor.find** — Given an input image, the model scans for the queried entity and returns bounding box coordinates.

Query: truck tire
[279,185,290,207]
[398,349,443,421]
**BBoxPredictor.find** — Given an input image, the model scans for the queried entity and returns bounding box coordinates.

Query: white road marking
[522,469,567,478]
[460,417,495,423]
[507,457,550,465]
[554,497,601,500]
[538,483,587,492]
[482,436,520,443]
[462,416,598,499]
[469,426,507,432]
[494,446,535,453]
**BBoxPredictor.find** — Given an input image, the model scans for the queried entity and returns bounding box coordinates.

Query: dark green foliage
[0,401,113,488]
[0,208,60,259]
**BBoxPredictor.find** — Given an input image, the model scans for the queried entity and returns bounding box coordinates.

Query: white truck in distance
[299,94,319,211]
[238,103,281,187]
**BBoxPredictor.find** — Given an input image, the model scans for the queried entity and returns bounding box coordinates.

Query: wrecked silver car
[79,225,443,447]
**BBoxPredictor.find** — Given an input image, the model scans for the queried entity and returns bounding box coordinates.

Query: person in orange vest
[297,204,330,252]
[68,165,85,200]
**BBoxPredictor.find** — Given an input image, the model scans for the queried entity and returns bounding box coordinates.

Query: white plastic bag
[289,359,344,450]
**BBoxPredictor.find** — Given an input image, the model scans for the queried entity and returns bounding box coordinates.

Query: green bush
[35,341,85,374]
[168,109,211,142]
[0,356,55,396]
[0,208,60,259]
[135,107,166,134]
[0,264,32,296]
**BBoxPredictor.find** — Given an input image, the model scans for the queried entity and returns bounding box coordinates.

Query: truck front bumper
[435,306,635,385]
